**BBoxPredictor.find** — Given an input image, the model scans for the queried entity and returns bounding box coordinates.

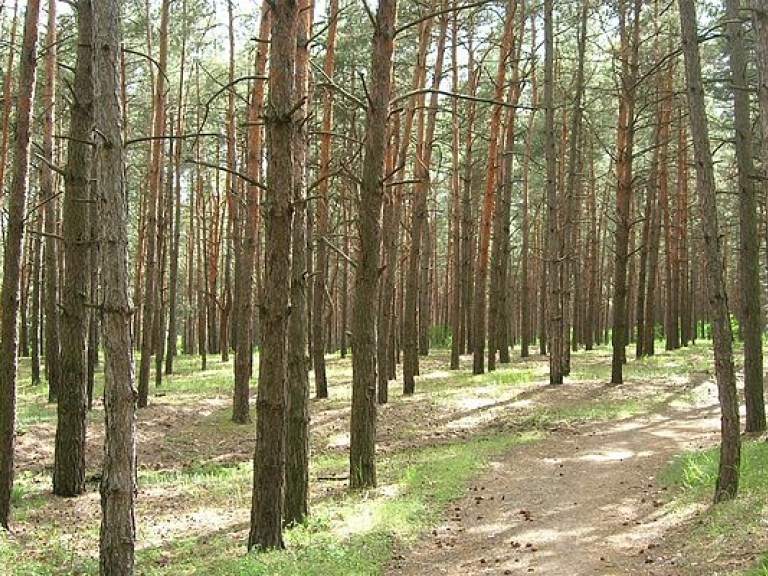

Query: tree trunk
[42,0,60,402]
[404,9,445,393]
[610,0,640,384]
[544,0,563,384]
[87,191,99,411]
[460,29,479,357]
[0,0,41,529]
[560,0,588,374]
[312,0,338,400]
[54,0,93,498]
[249,0,298,550]
[30,210,42,385]
[677,120,692,347]
[94,0,137,570]
[472,0,516,375]
[489,73,522,369]
[165,6,188,376]
[285,0,312,526]
[585,150,598,351]
[755,0,768,363]
[137,0,170,408]
[521,54,538,357]
[0,0,19,200]
[449,6,462,369]
[725,0,765,433]
[378,118,400,402]
[679,0,740,502]
[152,124,171,391]
[233,1,269,424]
[349,0,397,490]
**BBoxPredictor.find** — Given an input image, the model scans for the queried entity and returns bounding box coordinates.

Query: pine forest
[1,0,768,573]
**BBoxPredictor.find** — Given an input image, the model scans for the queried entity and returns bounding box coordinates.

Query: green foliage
[429,325,451,349]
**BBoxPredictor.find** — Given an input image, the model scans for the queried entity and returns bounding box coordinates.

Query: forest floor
[388,372,728,576]
[3,345,768,575]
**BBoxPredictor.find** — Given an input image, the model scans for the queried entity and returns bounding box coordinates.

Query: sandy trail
[389,383,721,576]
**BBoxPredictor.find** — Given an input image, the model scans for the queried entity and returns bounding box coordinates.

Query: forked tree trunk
[0,0,41,530]
[679,0,740,502]
[249,0,298,550]
[54,0,93,498]
[94,0,137,571]
[349,0,397,490]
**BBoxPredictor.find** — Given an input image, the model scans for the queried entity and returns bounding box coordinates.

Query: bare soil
[387,375,737,576]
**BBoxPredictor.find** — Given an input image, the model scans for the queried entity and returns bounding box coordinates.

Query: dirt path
[388,381,721,576]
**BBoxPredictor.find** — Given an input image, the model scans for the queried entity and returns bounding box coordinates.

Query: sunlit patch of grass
[661,441,768,573]
[11,471,48,519]
[16,383,57,431]
[426,366,540,399]
[312,452,347,479]
[570,341,713,384]
[744,558,768,576]
[141,460,249,484]
[517,398,648,429]
[0,529,99,576]
[140,461,251,503]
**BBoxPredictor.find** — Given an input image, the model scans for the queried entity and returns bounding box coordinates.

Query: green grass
[569,341,712,384]
[6,344,712,575]
[195,432,539,576]
[661,441,768,574]
[518,398,648,429]
[744,560,768,576]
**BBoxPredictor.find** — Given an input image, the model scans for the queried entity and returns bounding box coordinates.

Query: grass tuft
[662,440,768,574]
